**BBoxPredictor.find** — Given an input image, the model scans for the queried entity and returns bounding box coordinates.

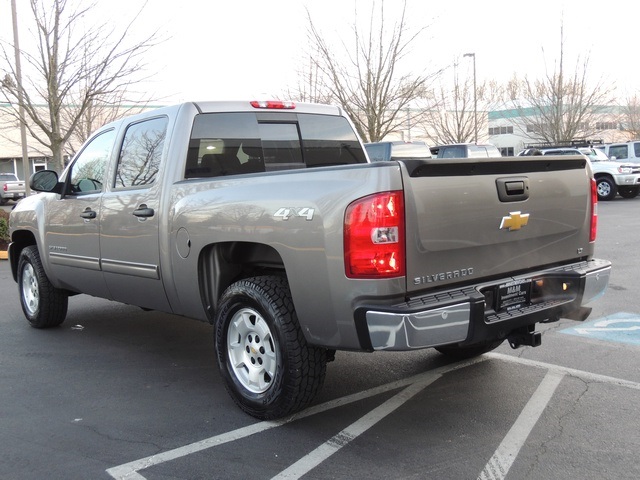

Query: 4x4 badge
[500,211,530,231]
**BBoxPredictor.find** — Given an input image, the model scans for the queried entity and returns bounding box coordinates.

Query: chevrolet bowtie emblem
[500,211,530,231]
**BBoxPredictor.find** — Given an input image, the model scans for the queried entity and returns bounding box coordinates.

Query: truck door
[99,116,171,312]
[44,129,114,298]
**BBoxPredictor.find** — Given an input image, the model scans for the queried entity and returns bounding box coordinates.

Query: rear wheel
[17,246,68,328]
[215,275,327,419]
[435,340,504,359]
[618,186,639,199]
[595,176,617,201]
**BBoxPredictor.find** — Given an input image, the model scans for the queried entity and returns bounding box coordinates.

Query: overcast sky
[1,0,638,105]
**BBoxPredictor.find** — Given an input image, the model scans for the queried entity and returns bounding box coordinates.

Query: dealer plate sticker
[497,279,531,312]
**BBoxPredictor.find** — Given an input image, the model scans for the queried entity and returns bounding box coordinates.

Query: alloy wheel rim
[227,307,277,393]
[598,182,611,196]
[21,263,39,316]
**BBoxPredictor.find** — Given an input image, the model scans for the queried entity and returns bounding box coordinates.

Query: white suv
[518,147,640,200]
[595,141,640,163]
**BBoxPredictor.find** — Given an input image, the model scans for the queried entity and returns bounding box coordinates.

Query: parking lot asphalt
[1,198,639,480]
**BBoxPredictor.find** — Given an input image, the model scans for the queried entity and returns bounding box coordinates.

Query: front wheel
[17,245,68,328]
[215,276,327,419]
[596,177,617,201]
[435,339,504,359]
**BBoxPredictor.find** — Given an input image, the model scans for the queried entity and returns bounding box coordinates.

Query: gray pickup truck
[8,101,611,419]
[0,173,26,204]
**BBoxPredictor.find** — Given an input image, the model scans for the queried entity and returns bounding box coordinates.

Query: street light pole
[11,0,31,195]
[463,52,477,143]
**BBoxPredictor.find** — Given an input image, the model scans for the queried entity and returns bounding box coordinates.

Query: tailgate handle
[506,181,525,194]
[496,177,529,202]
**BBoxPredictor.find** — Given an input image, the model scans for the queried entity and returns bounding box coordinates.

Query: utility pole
[463,52,477,143]
[11,0,32,195]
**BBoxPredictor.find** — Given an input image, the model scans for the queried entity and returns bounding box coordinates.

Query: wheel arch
[198,241,286,323]
[594,172,614,181]
[8,229,37,282]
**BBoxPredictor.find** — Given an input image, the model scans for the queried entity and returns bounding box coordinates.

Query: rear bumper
[356,259,611,351]
[1,192,25,199]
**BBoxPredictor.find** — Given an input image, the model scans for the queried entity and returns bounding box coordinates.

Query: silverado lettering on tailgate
[413,267,474,285]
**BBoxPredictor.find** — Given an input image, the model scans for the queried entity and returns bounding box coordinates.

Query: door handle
[133,204,155,218]
[80,208,97,219]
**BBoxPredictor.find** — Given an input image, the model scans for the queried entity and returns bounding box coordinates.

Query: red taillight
[2,184,6,192]
[344,191,405,278]
[250,100,295,109]
[590,178,598,242]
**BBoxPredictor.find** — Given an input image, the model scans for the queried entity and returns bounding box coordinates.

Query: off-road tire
[618,186,639,199]
[215,275,327,420]
[17,245,68,328]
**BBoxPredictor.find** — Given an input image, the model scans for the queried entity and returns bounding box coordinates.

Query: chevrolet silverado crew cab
[8,101,611,419]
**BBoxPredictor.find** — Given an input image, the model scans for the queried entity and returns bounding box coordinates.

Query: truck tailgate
[402,156,593,293]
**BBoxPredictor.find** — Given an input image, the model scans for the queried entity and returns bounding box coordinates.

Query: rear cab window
[438,145,466,158]
[185,112,366,179]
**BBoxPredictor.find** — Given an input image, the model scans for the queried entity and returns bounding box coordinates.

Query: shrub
[0,209,10,246]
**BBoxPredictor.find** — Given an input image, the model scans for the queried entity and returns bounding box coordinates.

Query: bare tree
[620,95,640,139]
[284,52,334,105]
[63,89,154,158]
[305,0,439,143]
[0,0,160,172]
[506,25,614,144]
[418,61,510,145]
[421,64,476,144]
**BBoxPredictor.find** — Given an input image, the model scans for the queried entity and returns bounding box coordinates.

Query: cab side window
[115,117,168,189]
[69,129,116,194]
[609,145,628,160]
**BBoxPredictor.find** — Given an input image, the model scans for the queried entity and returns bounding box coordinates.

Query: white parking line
[477,371,565,480]
[487,352,640,391]
[271,374,439,479]
[106,353,640,480]
[106,357,485,479]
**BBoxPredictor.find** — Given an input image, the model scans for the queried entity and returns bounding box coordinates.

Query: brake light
[590,178,598,242]
[250,100,295,109]
[2,184,6,192]
[344,191,405,278]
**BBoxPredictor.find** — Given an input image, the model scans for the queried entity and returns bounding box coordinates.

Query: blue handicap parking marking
[560,312,640,346]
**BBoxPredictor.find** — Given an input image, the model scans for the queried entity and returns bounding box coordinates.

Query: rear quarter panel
[167,162,405,350]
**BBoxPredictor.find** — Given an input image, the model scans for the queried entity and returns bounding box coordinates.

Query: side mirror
[30,170,62,193]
